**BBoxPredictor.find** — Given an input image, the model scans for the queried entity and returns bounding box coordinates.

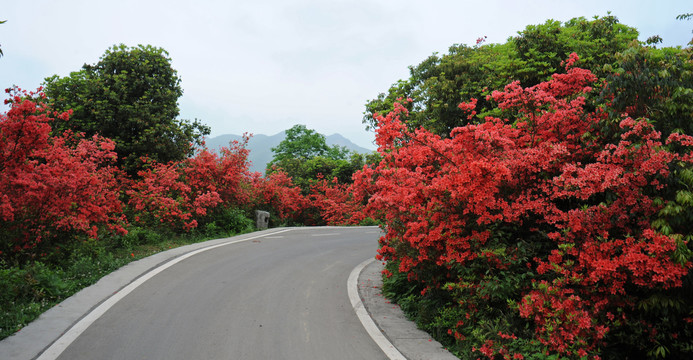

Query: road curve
[49,227,386,360]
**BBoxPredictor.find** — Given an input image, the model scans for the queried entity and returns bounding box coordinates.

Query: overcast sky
[2,1,691,149]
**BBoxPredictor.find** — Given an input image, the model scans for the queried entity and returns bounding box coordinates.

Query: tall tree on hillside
[43,44,209,174]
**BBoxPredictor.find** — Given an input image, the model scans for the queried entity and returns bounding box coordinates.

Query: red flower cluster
[356,54,693,358]
[0,89,312,260]
[127,159,222,231]
[0,88,126,258]
[248,170,306,222]
[309,175,367,225]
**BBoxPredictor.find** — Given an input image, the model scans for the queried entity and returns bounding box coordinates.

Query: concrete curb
[348,258,407,359]
[355,258,458,360]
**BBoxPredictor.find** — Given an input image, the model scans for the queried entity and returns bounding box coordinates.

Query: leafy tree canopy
[268,124,348,165]
[267,124,377,192]
[43,44,210,174]
[363,14,640,137]
[599,44,693,140]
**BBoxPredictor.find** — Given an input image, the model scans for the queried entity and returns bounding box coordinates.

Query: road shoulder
[357,258,459,360]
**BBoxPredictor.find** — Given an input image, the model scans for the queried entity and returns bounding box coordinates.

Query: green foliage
[272,154,374,193]
[0,262,68,338]
[267,125,375,193]
[363,15,638,137]
[115,227,163,249]
[515,15,637,84]
[204,207,255,236]
[363,42,518,136]
[268,124,347,165]
[678,13,693,45]
[359,217,380,226]
[599,45,693,139]
[653,167,693,245]
[0,252,129,339]
[0,262,67,306]
[383,255,544,359]
[43,44,210,174]
[381,260,424,313]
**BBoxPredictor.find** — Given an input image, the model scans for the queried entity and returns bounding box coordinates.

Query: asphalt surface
[0,227,456,360]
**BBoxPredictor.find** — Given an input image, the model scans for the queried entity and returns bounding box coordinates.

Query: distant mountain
[203,132,373,174]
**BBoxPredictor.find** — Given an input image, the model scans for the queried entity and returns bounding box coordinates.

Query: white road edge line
[348,257,407,360]
[36,228,294,360]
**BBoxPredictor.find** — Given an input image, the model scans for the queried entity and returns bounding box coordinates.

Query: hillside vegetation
[1,14,693,359]
[358,15,693,360]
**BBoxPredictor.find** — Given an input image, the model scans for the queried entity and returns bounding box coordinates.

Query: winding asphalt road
[47,227,386,359]
[1,227,458,359]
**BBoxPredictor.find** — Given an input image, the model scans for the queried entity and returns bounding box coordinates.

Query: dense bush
[308,176,368,226]
[357,55,693,359]
[247,170,308,226]
[0,88,309,266]
[0,88,127,264]
[0,247,131,339]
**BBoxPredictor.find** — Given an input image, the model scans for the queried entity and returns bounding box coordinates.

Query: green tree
[363,15,639,137]
[43,44,209,174]
[599,44,693,139]
[267,125,372,193]
[268,124,348,165]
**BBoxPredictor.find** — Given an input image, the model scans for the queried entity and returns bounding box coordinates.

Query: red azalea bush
[0,87,308,257]
[126,159,222,232]
[357,54,693,358]
[183,137,252,207]
[248,170,307,224]
[0,88,126,262]
[308,175,367,225]
[127,137,258,232]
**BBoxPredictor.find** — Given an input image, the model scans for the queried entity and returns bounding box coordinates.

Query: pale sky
[1,1,691,149]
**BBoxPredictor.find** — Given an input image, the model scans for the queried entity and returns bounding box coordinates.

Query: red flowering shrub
[248,170,307,224]
[308,175,367,225]
[184,137,252,207]
[126,159,222,232]
[0,88,126,261]
[359,54,693,358]
[127,136,266,232]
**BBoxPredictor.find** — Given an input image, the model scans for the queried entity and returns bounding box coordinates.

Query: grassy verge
[0,225,256,341]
